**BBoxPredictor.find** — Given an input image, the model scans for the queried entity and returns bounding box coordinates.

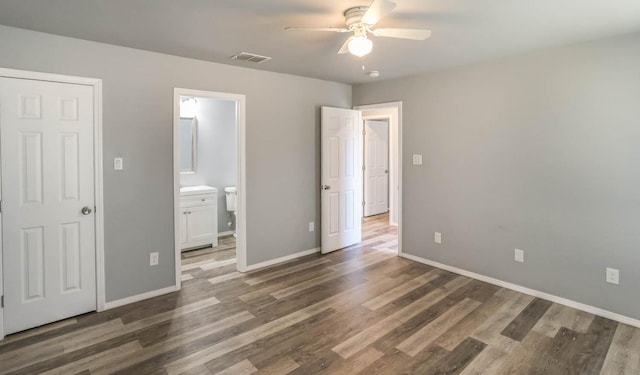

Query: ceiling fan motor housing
[344,6,370,28]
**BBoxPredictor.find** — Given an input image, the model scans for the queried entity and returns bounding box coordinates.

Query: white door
[321,107,362,254]
[364,120,389,217]
[0,77,96,335]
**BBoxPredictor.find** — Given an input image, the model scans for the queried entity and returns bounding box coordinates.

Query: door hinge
[1,295,3,308]
[0,199,2,213]
[362,200,365,206]
[362,165,365,171]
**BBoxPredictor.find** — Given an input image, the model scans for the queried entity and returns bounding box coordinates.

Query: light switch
[412,154,423,165]
[114,157,124,171]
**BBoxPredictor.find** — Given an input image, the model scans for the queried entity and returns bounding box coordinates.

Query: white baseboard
[104,285,178,310]
[218,230,235,237]
[400,252,640,329]
[243,247,320,272]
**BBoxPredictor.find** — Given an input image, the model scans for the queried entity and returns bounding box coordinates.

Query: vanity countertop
[180,185,217,196]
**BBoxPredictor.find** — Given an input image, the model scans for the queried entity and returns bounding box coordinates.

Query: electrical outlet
[308,221,315,232]
[434,232,442,244]
[514,249,525,263]
[606,268,619,285]
[150,252,159,266]
[413,154,423,165]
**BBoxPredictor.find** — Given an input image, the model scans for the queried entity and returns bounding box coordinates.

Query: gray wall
[181,97,237,234]
[0,26,350,302]
[354,31,640,320]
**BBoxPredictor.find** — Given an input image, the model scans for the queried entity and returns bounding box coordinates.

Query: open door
[321,106,362,254]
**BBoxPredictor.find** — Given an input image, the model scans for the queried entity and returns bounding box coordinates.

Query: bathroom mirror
[179,117,197,174]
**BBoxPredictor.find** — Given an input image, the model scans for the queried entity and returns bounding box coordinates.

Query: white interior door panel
[0,77,96,335]
[321,107,362,254]
[364,120,389,217]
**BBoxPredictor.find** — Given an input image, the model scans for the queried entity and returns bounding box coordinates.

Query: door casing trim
[0,67,105,340]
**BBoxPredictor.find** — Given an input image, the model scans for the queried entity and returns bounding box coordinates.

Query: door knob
[321,184,331,190]
[81,206,93,215]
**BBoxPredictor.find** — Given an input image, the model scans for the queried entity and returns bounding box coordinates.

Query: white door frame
[354,102,402,255]
[173,88,248,288]
[0,68,106,340]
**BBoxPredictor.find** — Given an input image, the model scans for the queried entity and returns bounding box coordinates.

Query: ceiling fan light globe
[348,36,373,57]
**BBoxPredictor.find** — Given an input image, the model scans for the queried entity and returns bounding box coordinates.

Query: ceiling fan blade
[337,36,355,54]
[285,27,350,33]
[372,28,432,40]
[361,0,397,26]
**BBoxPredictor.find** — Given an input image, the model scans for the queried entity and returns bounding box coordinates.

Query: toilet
[224,186,237,237]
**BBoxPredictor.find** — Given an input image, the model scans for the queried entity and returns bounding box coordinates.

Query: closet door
[0,77,97,335]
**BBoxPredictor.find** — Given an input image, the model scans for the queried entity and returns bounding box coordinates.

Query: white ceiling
[1,0,639,84]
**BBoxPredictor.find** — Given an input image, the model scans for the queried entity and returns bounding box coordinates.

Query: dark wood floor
[1,213,638,374]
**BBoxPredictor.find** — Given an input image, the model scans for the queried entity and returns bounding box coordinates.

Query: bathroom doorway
[173,88,247,289]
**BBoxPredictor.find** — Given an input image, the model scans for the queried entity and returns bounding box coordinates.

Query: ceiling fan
[285,0,431,57]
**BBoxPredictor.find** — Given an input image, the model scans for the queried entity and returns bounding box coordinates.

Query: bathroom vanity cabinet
[180,186,218,251]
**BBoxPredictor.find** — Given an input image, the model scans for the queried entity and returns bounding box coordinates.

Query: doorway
[173,89,247,289]
[356,102,401,228]
[319,102,402,256]
[357,102,401,254]
[0,68,105,339]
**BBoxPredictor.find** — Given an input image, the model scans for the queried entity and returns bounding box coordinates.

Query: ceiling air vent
[230,52,271,63]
